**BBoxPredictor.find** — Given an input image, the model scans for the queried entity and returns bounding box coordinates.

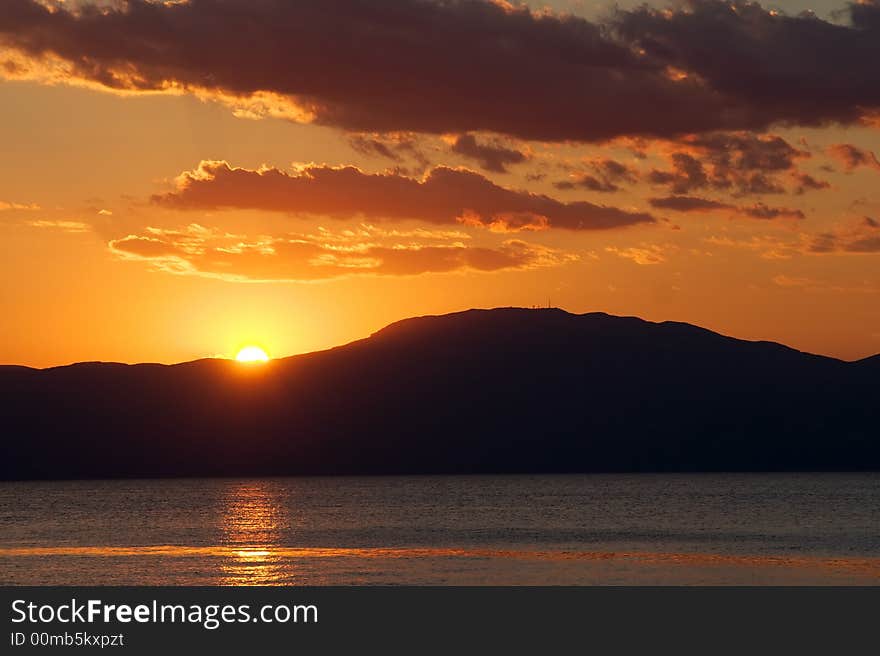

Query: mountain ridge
[2,307,871,370]
[1,307,876,479]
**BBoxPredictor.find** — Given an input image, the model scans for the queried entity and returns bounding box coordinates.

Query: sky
[0,0,879,367]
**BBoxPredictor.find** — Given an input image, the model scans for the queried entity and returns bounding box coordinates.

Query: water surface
[1,474,878,585]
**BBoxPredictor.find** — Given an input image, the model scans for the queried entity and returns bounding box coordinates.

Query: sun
[235,345,270,363]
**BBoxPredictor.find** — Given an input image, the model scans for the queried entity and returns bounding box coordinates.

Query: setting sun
[235,346,270,363]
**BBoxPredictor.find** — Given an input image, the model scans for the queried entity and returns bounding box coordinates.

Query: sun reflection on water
[218,481,289,585]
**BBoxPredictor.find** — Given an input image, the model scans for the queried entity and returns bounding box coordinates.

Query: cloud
[772,274,816,288]
[648,195,803,220]
[0,201,39,211]
[555,159,638,193]
[740,203,804,221]
[704,234,797,260]
[2,0,879,141]
[647,133,810,196]
[349,136,404,162]
[613,0,880,132]
[26,219,91,232]
[772,274,879,294]
[649,195,734,212]
[827,144,880,172]
[707,216,880,258]
[807,216,880,253]
[791,172,831,195]
[108,223,578,282]
[450,134,527,173]
[605,243,672,265]
[348,133,430,170]
[555,175,618,193]
[153,160,657,232]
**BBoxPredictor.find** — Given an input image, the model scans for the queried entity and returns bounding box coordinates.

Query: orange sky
[1,0,879,367]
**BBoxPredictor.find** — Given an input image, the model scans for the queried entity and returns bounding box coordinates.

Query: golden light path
[235,345,270,362]
[2,546,879,577]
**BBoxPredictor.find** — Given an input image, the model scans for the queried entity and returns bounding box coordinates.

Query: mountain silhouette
[1,308,877,479]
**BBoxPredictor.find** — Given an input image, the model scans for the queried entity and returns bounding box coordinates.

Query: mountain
[1,308,877,479]
[856,353,880,370]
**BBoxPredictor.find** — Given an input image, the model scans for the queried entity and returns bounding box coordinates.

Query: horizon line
[2,306,878,370]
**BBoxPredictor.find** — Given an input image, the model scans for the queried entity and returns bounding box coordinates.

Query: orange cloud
[108,223,579,282]
[706,216,880,259]
[807,217,880,254]
[772,274,879,294]
[605,243,673,265]
[26,219,91,233]
[153,161,657,232]
[827,144,880,172]
[0,201,39,211]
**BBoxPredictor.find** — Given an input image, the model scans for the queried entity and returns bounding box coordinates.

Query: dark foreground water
[1,474,878,585]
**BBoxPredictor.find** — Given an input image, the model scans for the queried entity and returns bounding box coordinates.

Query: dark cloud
[649,195,803,220]
[554,159,638,193]
[648,195,734,212]
[613,0,880,131]
[348,134,430,170]
[108,224,577,281]
[349,136,403,162]
[791,172,831,194]
[689,133,804,175]
[555,176,620,193]
[153,161,657,232]
[596,159,638,184]
[648,153,711,194]
[450,134,527,173]
[2,0,879,141]
[740,203,804,220]
[648,133,810,195]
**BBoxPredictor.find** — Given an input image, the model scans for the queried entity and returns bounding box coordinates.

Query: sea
[1,473,878,585]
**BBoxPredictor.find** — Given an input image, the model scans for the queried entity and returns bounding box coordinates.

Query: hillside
[1,308,877,479]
